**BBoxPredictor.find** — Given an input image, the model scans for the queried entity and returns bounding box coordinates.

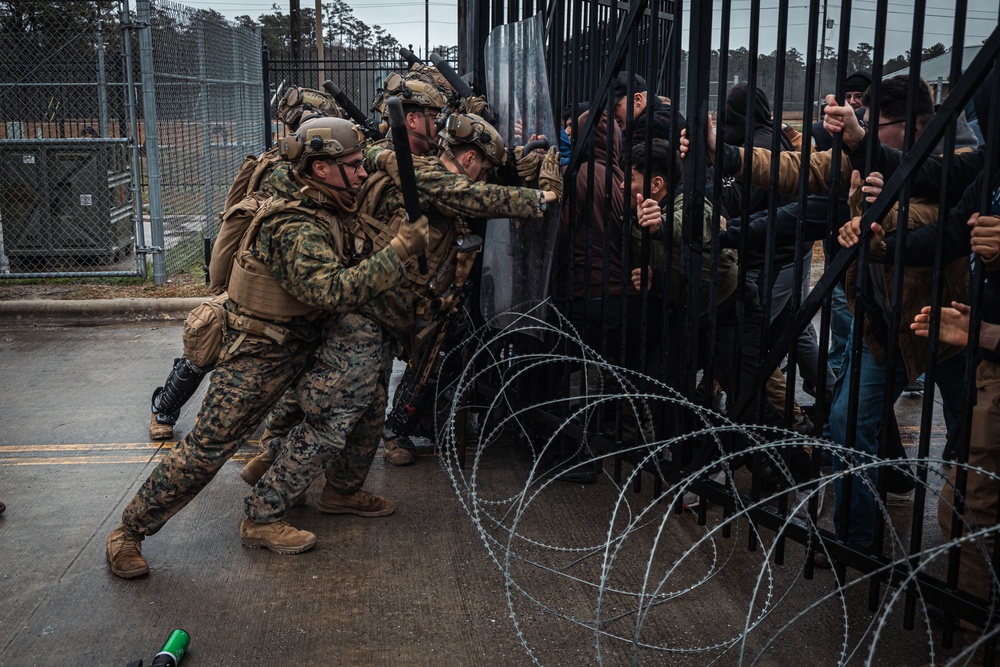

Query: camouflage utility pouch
[182,293,230,369]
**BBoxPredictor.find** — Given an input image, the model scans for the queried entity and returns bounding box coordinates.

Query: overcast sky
[700,0,997,61]
[177,0,996,63]
[177,0,459,57]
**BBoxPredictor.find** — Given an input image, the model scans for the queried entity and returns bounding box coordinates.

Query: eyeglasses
[877,118,906,128]
[342,158,364,174]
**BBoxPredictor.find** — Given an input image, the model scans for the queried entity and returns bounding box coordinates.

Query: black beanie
[844,71,872,93]
[613,72,647,102]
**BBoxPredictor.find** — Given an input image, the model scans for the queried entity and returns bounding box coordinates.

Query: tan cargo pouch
[182,292,296,368]
[182,293,231,369]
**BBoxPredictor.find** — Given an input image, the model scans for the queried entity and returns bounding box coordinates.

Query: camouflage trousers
[122,330,316,537]
[244,313,392,522]
[261,386,305,445]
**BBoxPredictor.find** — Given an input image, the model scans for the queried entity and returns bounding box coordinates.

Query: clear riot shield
[480,13,559,337]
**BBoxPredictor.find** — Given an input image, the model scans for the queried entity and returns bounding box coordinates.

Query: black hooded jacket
[717,82,795,220]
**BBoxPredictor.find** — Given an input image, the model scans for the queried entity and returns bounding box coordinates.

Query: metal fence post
[198,17,213,247]
[135,0,166,284]
[96,16,109,138]
[262,42,272,150]
[120,0,147,279]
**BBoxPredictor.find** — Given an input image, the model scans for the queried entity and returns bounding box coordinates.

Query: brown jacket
[718,140,969,381]
[845,189,967,381]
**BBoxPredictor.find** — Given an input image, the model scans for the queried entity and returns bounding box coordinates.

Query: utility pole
[425,0,429,62]
[290,0,301,63]
[315,0,323,84]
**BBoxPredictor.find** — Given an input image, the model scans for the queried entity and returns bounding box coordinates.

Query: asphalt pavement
[0,300,958,666]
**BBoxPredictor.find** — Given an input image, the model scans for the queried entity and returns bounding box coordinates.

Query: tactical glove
[537,146,562,203]
[389,214,429,261]
[462,95,490,117]
[513,145,541,180]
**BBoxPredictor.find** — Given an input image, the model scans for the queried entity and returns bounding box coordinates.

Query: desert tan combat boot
[148,414,174,440]
[382,434,415,466]
[239,518,316,554]
[106,524,149,578]
[240,452,273,485]
[317,486,395,517]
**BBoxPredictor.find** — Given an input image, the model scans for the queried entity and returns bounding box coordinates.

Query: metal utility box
[0,139,133,261]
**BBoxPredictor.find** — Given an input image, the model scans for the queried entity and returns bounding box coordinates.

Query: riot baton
[322,80,384,140]
[428,52,498,126]
[385,97,428,275]
[399,47,423,68]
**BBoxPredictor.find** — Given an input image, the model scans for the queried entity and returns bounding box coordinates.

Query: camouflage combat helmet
[278,117,367,175]
[276,85,345,132]
[372,71,449,117]
[437,112,506,168]
[405,63,455,97]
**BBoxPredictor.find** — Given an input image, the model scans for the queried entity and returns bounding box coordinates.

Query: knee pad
[151,357,208,423]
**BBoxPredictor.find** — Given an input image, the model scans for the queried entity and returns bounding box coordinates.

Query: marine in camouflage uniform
[242,112,562,532]
[106,118,423,577]
[147,85,344,441]
[238,74,457,506]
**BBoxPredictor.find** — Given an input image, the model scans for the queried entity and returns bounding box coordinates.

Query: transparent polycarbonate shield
[480,13,559,336]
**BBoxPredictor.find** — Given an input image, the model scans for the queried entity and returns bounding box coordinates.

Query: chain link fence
[139,0,264,279]
[0,0,264,280]
[0,0,136,276]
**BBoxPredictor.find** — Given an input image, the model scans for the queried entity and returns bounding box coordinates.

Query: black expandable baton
[428,53,498,126]
[322,80,384,140]
[399,47,423,68]
[385,97,428,275]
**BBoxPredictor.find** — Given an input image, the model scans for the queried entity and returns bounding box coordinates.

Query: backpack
[208,149,283,295]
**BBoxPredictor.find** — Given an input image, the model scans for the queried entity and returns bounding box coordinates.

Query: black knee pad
[151,357,207,424]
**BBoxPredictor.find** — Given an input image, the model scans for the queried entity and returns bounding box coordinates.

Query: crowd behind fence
[449,0,1000,663]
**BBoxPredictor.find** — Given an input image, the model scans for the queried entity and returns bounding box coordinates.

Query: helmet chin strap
[296,172,359,212]
[407,109,439,156]
[439,142,470,177]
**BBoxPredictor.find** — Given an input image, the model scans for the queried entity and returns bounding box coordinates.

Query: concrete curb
[0,297,204,324]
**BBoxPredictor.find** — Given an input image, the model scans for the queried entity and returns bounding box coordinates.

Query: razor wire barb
[434,303,1000,665]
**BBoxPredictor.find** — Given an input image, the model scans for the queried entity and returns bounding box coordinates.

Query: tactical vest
[353,170,460,311]
[209,149,283,295]
[226,197,334,322]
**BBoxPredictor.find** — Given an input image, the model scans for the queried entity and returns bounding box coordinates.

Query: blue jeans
[828,283,852,378]
[826,333,967,545]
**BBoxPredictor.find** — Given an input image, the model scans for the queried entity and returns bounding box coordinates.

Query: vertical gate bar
[765,0,792,565]
[681,0,713,493]
[262,44,272,150]
[902,0,962,622]
[862,0,893,612]
[710,0,735,540]
[796,0,823,578]
[829,0,856,583]
[741,0,764,551]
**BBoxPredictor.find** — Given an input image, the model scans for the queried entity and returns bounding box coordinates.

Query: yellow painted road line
[0,441,264,465]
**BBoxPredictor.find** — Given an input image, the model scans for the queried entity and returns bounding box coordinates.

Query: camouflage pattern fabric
[120,161,402,539]
[357,147,549,340]
[122,331,316,536]
[244,313,393,522]
[260,386,305,459]
[255,164,405,331]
